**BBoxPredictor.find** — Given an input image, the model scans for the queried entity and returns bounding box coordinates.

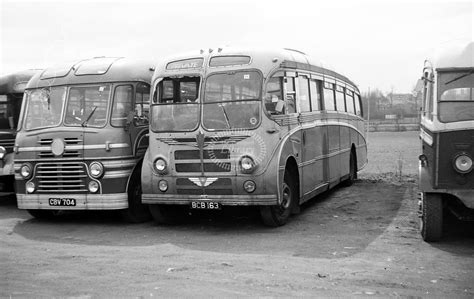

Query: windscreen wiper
[445,70,474,85]
[218,103,232,129]
[82,106,97,127]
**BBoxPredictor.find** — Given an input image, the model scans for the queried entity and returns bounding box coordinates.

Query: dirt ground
[1,131,473,297]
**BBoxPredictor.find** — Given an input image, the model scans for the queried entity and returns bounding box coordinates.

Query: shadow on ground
[9,181,416,258]
[429,212,474,256]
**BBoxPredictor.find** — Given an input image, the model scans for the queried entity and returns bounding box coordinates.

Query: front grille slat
[37,170,85,174]
[38,165,83,169]
[37,189,88,193]
[38,185,86,189]
[0,139,15,147]
[36,175,87,178]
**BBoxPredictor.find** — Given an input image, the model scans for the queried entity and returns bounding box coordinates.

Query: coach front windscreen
[23,85,110,130]
[438,70,474,123]
[151,70,261,132]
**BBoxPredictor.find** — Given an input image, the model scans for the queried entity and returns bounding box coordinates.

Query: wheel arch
[126,158,144,194]
[351,143,358,173]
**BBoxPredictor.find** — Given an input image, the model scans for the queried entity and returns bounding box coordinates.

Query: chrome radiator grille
[174,149,231,173]
[35,162,88,193]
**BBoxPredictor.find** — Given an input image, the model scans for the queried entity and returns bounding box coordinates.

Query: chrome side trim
[17,143,130,152]
[103,170,133,179]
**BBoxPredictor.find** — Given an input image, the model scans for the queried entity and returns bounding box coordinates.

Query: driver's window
[134,82,150,126]
[264,76,283,115]
[111,85,133,127]
[285,76,297,114]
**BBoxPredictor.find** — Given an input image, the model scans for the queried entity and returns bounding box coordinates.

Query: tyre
[342,150,356,187]
[420,192,443,242]
[121,171,152,223]
[27,209,56,220]
[260,169,296,227]
[149,205,185,225]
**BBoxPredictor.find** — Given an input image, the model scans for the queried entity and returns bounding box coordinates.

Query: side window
[297,75,311,112]
[135,82,150,126]
[285,76,296,114]
[323,82,335,111]
[309,80,321,111]
[111,85,133,127]
[335,85,345,112]
[264,76,284,115]
[346,90,355,114]
[355,94,362,116]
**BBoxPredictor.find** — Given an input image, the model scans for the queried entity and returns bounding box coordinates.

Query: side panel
[339,125,351,177]
[328,125,340,183]
[301,125,325,197]
[419,126,437,190]
[437,129,474,189]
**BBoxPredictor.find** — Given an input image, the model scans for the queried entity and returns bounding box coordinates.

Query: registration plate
[190,201,221,210]
[49,198,76,206]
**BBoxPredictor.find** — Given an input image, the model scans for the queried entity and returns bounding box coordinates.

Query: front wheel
[121,171,152,223]
[260,170,296,227]
[420,192,443,242]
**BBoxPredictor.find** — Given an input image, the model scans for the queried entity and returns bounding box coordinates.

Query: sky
[0,0,472,94]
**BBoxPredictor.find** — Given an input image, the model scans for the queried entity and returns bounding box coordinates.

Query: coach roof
[0,69,40,94]
[431,41,474,71]
[27,57,155,89]
[153,47,359,92]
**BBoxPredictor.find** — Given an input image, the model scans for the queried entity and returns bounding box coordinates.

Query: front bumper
[142,193,278,206]
[17,193,128,210]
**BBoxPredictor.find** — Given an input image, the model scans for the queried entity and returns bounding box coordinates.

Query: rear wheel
[260,170,296,227]
[420,192,443,242]
[121,171,152,223]
[149,205,185,225]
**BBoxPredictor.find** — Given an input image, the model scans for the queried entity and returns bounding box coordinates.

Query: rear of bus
[14,57,153,222]
[0,70,38,194]
[418,42,474,241]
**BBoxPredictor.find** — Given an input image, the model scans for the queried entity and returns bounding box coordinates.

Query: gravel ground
[1,130,473,298]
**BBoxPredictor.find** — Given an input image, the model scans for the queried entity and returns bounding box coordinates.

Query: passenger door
[284,72,302,170]
[128,82,150,157]
[299,75,325,198]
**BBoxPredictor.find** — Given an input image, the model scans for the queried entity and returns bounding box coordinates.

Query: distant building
[391,93,413,105]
